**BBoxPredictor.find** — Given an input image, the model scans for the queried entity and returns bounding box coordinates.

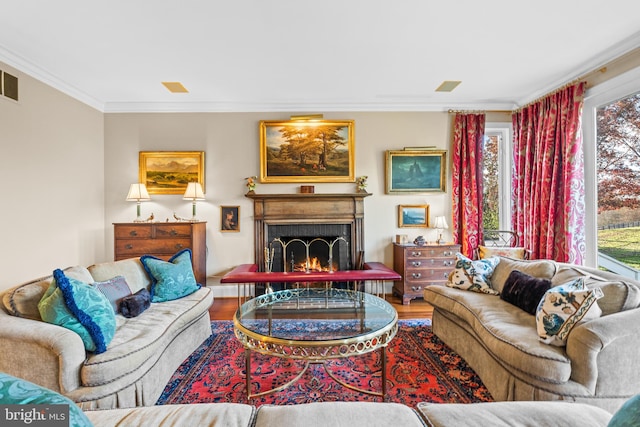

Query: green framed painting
[259,120,355,183]
[385,150,447,194]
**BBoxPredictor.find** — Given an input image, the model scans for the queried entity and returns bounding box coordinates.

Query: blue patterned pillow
[38,269,116,354]
[446,253,501,295]
[140,248,200,303]
[0,372,92,427]
[609,394,640,427]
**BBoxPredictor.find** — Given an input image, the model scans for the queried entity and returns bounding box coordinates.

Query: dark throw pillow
[500,270,552,315]
[120,288,151,318]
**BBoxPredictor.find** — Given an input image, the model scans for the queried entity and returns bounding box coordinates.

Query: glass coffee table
[233,287,398,399]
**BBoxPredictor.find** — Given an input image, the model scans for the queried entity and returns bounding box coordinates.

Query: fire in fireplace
[271,236,347,273]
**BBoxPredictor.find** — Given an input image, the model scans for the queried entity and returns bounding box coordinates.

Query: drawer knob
[175,244,184,250]
[411,251,421,257]
[443,272,449,278]
[444,251,453,256]
[443,260,454,266]
[411,261,422,267]
[125,244,133,250]
[411,286,422,292]
[411,273,422,279]
[129,230,138,237]
[170,230,178,236]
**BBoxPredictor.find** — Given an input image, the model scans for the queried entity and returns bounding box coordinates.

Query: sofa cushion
[536,278,603,346]
[500,270,552,315]
[38,269,117,354]
[84,403,256,427]
[424,285,572,383]
[478,246,526,260]
[446,253,500,295]
[80,286,212,387]
[491,257,557,294]
[255,402,425,427]
[88,258,151,294]
[0,372,93,427]
[93,275,133,313]
[416,401,612,427]
[2,266,94,320]
[141,249,201,302]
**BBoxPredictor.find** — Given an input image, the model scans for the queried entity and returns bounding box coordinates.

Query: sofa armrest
[567,308,640,395]
[0,310,86,394]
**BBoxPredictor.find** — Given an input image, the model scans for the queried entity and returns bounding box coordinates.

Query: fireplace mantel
[246,192,371,271]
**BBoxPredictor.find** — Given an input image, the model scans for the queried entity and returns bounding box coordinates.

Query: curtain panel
[511,82,586,263]
[452,113,485,258]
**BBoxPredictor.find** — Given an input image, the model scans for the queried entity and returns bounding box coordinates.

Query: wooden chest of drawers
[392,243,460,305]
[114,222,207,284]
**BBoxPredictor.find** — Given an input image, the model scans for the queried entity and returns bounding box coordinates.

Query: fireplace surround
[246,193,370,283]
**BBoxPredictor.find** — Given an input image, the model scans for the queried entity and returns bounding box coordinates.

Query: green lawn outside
[598,227,640,270]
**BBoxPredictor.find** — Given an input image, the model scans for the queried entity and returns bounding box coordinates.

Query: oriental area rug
[157,320,493,407]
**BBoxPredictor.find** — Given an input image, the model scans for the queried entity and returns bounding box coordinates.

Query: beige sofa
[0,258,213,410]
[423,256,640,413]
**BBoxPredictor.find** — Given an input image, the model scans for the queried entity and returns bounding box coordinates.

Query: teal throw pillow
[609,394,640,427]
[0,372,92,427]
[38,269,116,354]
[140,248,200,303]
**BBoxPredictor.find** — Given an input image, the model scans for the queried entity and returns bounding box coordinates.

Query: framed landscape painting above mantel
[385,150,447,194]
[139,151,205,195]
[259,119,355,183]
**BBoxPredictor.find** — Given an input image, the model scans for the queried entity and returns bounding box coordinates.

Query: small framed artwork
[398,205,430,228]
[385,150,447,194]
[221,206,240,232]
[259,119,355,183]
[139,151,205,195]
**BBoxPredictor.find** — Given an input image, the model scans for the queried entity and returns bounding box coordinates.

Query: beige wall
[104,112,454,285]
[0,62,105,291]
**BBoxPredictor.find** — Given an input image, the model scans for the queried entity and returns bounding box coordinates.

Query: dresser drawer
[405,268,452,283]
[115,238,192,255]
[114,225,152,239]
[405,258,455,268]
[154,224,193,238]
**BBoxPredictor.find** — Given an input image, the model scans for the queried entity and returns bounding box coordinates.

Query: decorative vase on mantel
[356,176,368,193]
[245,176,257,195]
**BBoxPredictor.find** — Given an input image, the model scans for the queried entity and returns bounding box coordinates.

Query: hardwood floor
[208,294,434,321]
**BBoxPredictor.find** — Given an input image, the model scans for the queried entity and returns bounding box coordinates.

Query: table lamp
[183,182,205,221]
[126,183,151,222]
[433,216,449,244]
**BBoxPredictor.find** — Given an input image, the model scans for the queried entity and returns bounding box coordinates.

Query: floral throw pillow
[535,277,603,346]
[446,253,500,295]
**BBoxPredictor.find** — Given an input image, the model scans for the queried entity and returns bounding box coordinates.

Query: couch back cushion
[2,266,93,320]
[88,258,151,294]
[491,257,557,294]
[552,264,640,316]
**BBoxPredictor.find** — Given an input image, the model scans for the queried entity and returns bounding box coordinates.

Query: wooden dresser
[392,243,460,305]
[113,222,207,284]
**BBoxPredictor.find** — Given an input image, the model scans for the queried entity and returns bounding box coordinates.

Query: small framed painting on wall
[221,206,240,232]
[398,205,430,228]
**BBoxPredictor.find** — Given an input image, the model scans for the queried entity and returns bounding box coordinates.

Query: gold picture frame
[139,151,205,195]
[385,150,447,194]
[259,119,355,183]
[398,205,430,228]
[221,206,240,232]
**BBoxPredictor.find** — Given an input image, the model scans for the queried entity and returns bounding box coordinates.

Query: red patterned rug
[157,320,493,407]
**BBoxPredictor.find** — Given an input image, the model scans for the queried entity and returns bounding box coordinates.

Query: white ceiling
[1,0,639,113]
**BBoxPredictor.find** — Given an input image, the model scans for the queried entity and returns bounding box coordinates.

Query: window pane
[482,134,500,230]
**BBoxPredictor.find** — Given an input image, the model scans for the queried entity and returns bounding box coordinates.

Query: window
[483,125,512,231]
[583,66,640,270]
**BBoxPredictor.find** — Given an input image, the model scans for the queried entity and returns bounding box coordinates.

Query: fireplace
[247,192,370,293]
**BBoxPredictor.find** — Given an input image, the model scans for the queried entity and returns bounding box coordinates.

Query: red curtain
[452,113,485,258]
[511,82,586,263]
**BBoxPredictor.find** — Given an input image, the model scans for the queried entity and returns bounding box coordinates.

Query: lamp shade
[183,182,205,200]
[433,216,449,229]
[126,183,151,201]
